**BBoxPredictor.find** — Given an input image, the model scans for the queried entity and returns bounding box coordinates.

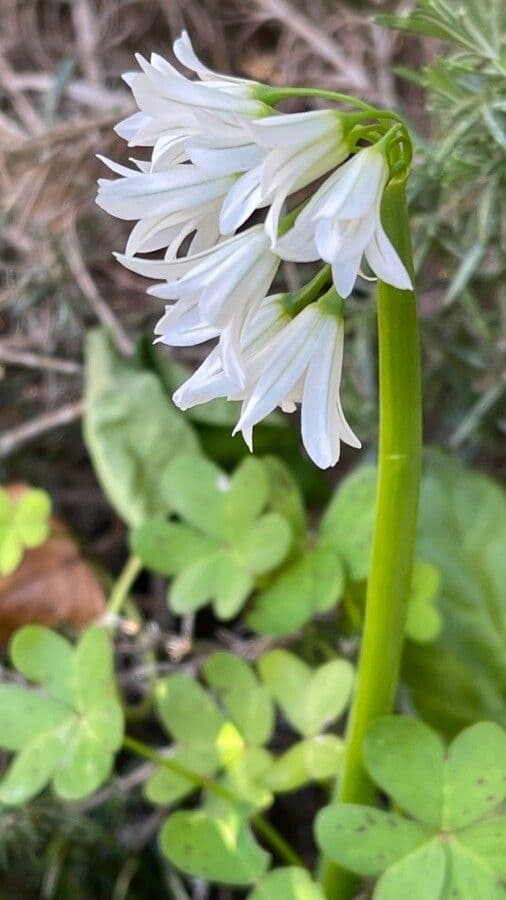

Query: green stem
[107,555,143,617]
[123,735,305,869]
[321,180,422,899]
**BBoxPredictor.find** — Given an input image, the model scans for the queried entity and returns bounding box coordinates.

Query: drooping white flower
[117,226,280,385]
[232,294,360,469]
[275,145,412,297]
[246,109,351,242]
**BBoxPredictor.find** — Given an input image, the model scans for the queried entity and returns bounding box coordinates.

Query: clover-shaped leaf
[316,716,506,898]
[160,807,270,886]
[248,867,325,899]
[203,652,274,747]
[0,487,51,575]
[132,455,291,620]
[248,545,344,636]
[0,625,123,803]
[320,466,377,581]
[405,561,442,643]
[258,650,354,737]
[262,735,344,793]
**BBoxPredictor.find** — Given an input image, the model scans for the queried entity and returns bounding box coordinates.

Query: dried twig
[0,344,81,375]
[61,226,134,356]
[255,0,370,91]
[0,401,84,458]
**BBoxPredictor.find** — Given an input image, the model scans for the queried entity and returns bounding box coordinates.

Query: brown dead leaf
[0,485,106,641]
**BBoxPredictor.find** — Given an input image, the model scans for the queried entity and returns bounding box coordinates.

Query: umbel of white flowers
[96,31,412,469]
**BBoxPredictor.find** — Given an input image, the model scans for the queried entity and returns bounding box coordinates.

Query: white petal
[187,142,263,175]
[313,148,386,221]
[364,223,413,291]
[301,317,340,468]
[219,165,265,234]
[248,109,340,148]
[154,299,218,346]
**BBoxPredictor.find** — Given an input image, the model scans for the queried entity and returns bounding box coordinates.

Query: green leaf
[458,818,506,878]
[374,840,446,900]
[444,841,505,900]
[83,329,198,525]
[405,562,442,643]
[236,513,291,576]
[261,456,307,543]
[11,625,74,704]
[258,650,354,737]
[13,489,51,547]
[0,528,22,575]
[363,716,445,828]
[263,736,344,792]
[0,685,71,752]
[403,452,506,736]
[170,550,252,619]
[159,809,270,885]
[145,744,219,806]
[248,546,344,636]
[442,721,506,829]
[315,805,430,877]
[249,868,325,900]
[155,674,224,744]
[320,466,376,580]
[203,652,274,747]
[130,518,217,576]
[210,747,273,816]
[0,625,123,804]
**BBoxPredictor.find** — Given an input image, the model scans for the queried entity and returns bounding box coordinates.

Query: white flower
[275,146,412,297]
[117,226,280,386]
[247,109,351,242]
[96,157,234,256]
[172,293,289,411]
[233,295,361,469]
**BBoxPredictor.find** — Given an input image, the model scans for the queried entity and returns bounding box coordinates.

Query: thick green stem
[322,181,422,898]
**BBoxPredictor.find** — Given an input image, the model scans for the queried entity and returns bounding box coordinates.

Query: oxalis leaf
[248,867,325,899]
[0,486,52,575]
[0,625,123,803]
[83,329,199,526]
[258,649,354,737]
[316,715,506,899]
[134,455,292,620]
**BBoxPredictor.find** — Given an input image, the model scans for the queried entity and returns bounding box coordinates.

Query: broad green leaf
[203,652,274,747]
[159,809,270,885]
[263,736,344,792]
[131,519,217,575]
[225,457,269,536]
[375,840,446,900]
[0,625,123,804]
[249,867,325,900]
[0,685,71,751]
[14,490,51,546]
[0,731,64,805]
[170,551,252,619]
[442,721,506,829]
[216,722,245,766]
[320,466,377,580]
[162,455,231,538]
[52,727,113,800]
[236,513,291,576]
[444,841,505,900]
[258,650,354,737]
[315,805,430,876]
[145,744,219,806]
[209,747,273,816]
[248,546,344,636]
[83,329,198,525]
[156,674,224,744]
[0,528,22,575]
[458,819,506,878]
[11,625,74,704]
[261,456,307,543]
[363,716,445,828]
[405,562,442,643]
[403,452,506,736]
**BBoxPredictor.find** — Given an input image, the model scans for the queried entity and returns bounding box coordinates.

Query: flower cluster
[96,31,412,469]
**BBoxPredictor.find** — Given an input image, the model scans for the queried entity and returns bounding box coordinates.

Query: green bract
[316,716,506,898]
[132,455,292,619]
[0,625,123,803]
[0,487,51,574]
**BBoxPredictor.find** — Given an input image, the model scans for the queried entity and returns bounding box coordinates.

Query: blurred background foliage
[0,1,505,898]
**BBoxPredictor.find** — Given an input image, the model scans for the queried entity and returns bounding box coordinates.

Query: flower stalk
[321,179,422,899]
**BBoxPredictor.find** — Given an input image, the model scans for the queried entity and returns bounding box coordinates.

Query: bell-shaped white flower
[275,146,412,298]
[117,226,280,386]
[96,157,233,256]
[233,293,361,469]
[247,109,351,242]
